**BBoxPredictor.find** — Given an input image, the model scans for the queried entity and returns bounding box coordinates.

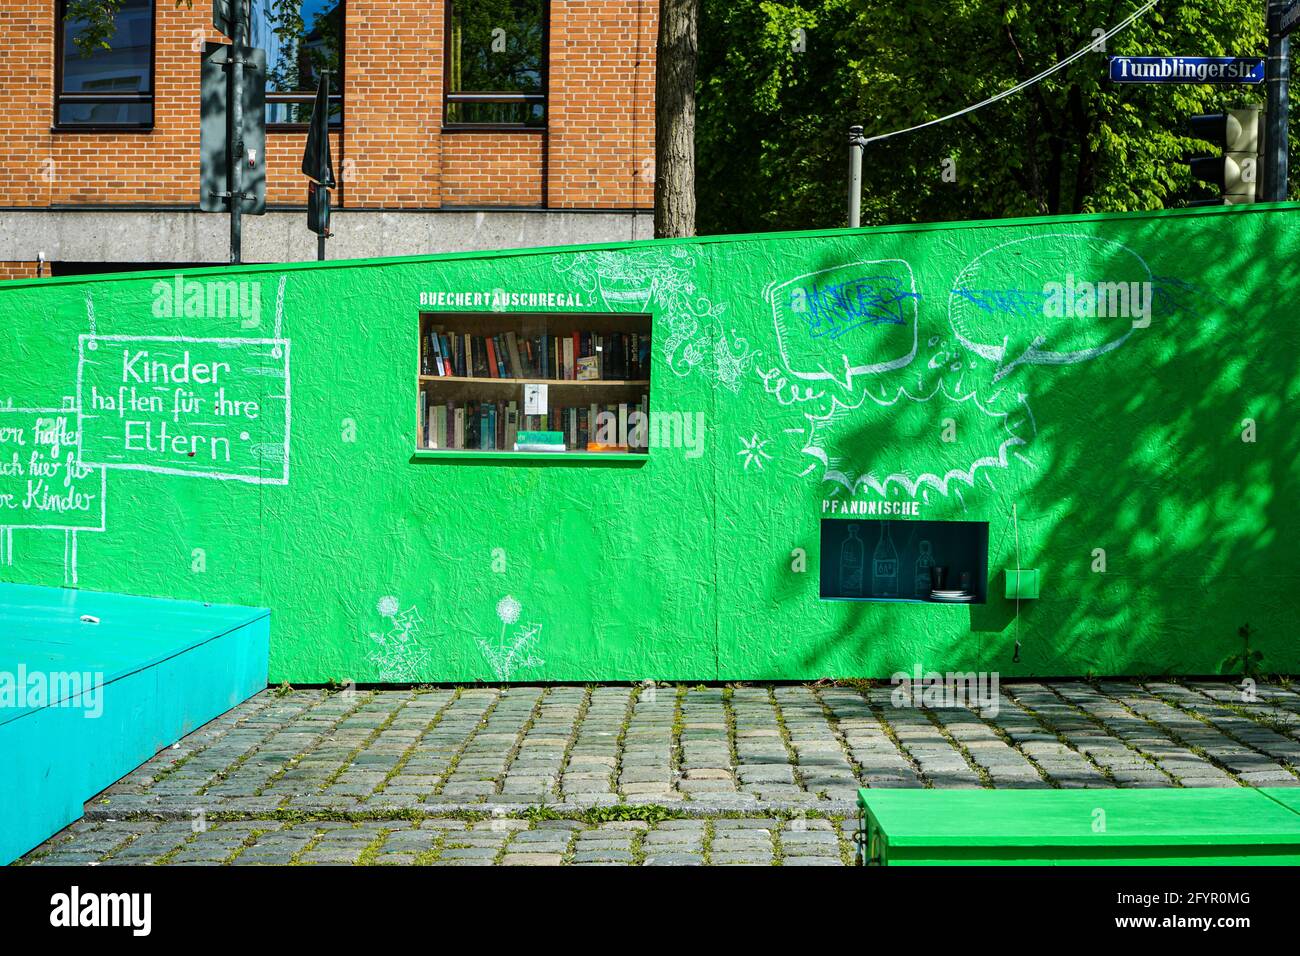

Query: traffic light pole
[229,3,246,263]
[1265,1,1291,202]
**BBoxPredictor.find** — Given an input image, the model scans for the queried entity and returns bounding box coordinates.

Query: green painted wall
[3,205,1298,681]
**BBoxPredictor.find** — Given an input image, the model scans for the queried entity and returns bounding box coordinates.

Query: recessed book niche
[820,518,989,604]
[417,311,652,456]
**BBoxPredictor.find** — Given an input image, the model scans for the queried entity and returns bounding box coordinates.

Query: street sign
[1108,56,1265,84]
[1281,1,1300,40]
[199,42,266,215]
[212,0,249,40]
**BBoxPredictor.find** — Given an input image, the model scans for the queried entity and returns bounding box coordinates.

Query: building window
[445,0,547,127]
[249,0,344,127]
[56,0,154,128]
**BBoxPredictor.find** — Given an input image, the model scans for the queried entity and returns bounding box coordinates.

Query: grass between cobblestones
[16,678,1300,866]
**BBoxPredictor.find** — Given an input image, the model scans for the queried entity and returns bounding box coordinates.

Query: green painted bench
[1,583,269,864]
[855,786,1300,865]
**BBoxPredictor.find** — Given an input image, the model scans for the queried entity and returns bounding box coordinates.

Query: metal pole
[318,232,326,261]
[230,2,246,263]
[848,125,865,227]
[1265,1,1290,201]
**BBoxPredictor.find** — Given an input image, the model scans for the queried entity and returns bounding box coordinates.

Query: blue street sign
[1108,56,1265,84]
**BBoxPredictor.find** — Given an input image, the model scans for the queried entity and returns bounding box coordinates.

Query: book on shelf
[514,429,565,452]
[422,326,652,381]
[421,390,649,454]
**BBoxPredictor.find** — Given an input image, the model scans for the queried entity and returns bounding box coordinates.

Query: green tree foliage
[697,0,1280,233]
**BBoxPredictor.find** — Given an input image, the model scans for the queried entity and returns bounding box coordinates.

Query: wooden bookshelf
[417,311,653,456]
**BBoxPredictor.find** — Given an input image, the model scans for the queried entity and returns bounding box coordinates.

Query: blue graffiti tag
[802,275,921,340]
[949,287,1051,319]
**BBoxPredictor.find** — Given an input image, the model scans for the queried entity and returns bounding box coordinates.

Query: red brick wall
[0,1,654,210]
[0,262,39,281]
[441,134,544,206]
[549,0,657,209]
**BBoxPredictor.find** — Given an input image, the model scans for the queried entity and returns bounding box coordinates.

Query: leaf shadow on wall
[779,214,1300,678]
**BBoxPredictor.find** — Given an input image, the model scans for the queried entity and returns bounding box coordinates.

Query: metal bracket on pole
[848,125,867,228]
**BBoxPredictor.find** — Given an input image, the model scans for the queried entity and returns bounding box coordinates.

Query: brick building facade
[0,0,656,274]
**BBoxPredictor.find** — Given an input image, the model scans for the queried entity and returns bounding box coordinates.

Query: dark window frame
[53,0,157,132]
[442,0,549,132]
[256,0,347,132]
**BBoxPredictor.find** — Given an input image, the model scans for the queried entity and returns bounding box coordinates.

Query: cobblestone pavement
[19,679,1300,866]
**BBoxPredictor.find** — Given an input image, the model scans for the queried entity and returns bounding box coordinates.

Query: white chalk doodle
[755,362,826,406]
[765,259,920,392]
[366,595,431,682]
[0,404,108,586]
[476,595,544,681]
[737,433,772,471]
[554,247,756,391]
[948,234,1152,382]
[796,382,1034,499]
[75,335,291,485]
[749,238,1187,505]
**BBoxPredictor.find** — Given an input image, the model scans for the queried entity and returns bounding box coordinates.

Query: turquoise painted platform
[0,583,269,864]
[856,787,1300,865]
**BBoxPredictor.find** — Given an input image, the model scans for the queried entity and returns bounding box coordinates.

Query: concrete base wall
[0,209,654,266]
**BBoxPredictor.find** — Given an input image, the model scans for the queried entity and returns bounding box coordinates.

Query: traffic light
[308,181,331,237]
[1187,106,1261,205]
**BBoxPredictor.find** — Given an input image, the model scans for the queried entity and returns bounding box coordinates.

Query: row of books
[420,395,651,452]
[421,326,651,381]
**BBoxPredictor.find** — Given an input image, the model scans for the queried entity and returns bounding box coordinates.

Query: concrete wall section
[0,209,653,265]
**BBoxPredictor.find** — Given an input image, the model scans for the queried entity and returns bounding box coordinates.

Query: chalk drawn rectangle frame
[0,406,108,532]
[75,334,291,486]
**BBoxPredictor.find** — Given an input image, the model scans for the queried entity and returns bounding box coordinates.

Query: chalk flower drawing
[476,594,544,681]
[554,247,755,390]
[367,595,430,682]
[738,433,772,471]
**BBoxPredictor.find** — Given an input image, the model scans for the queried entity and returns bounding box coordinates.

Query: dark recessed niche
[820,518,989,604]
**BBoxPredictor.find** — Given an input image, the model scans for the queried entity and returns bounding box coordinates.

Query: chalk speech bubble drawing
[797,382,1034,502]
[765,259,919,392]
[948,234,1153,382]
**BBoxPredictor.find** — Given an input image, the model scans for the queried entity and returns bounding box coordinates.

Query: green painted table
[856,787,1300,865]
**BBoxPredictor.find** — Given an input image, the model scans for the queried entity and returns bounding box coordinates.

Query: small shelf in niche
[819,518,990,604]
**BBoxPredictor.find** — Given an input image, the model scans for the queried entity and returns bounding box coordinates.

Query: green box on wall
[2,204,1298,683]
[1005,570,1040,600]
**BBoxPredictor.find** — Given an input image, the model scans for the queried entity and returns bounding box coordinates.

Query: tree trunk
[654,0,698,238]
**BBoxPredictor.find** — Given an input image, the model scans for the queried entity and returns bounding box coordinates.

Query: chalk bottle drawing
[873,523,899,597]
[914,540,934,598]
[839,524,865,596]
